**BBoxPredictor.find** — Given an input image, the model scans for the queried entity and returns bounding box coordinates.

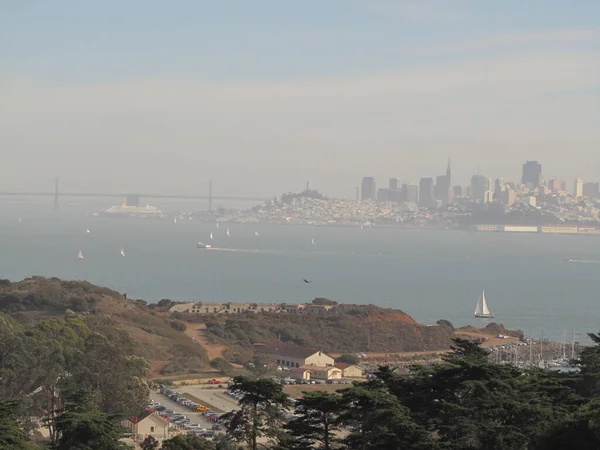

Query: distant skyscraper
[418,178,435,208]
[434,158,453,205]
[403,183,419,204]
[453,185,463,198]
[522,161,542,188]
[494,177,505,199]
[389,177,400,190]
[548,178,566,193]
[471,174,492,204]
[445,158,454,204]
[583,182,600,199]
[500,187,516,207]
[574,178,584,198]
[361,177,377,201]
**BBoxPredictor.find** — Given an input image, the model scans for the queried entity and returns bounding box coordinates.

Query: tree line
[220,336,600,450]
[6,316,600,449]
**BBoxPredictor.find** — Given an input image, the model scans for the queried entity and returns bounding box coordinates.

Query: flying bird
[303,279,312,284]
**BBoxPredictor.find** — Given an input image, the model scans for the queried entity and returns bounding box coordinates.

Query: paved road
[150,392,213,430]
[181,387,238,413]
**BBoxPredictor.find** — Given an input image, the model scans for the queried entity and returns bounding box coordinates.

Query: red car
[207,379,222,384]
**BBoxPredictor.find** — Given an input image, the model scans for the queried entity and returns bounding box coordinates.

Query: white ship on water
[98,201,166,219]
[197,242,212,249]
[474,290,494,318]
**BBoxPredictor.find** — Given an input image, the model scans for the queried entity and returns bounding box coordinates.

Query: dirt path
[182,322,227,360]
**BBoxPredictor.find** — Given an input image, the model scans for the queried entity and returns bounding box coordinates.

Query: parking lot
[179,387,238,413]
[149,388,226,439]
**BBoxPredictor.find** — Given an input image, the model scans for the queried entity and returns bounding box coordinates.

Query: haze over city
[1,0,600,198]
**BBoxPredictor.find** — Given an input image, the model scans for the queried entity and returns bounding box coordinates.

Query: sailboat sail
[481,291,490,315]
[474,290,493,318]
[210,232,214,240]
[120,248,126,257]
[226,228,230,236]
[174,217,177,224]
[311,238,316,246]
[77,250,84,260]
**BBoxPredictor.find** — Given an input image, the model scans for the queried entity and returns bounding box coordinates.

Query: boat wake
[205,248,291,256]
[566,259,600,264]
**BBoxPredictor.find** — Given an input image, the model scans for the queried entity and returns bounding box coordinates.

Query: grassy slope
[0,277,209,376]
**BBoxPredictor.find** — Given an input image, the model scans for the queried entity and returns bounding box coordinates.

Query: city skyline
[1,1,599,198]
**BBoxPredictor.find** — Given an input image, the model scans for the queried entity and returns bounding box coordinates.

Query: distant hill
[178,303,459,362]
[0,277,522,376]
[0,277,208,376]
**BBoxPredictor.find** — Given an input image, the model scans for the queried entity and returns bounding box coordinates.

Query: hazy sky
[1,0,599,198]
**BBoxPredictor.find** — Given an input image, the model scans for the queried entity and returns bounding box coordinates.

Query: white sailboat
[120,248,126,257]
[226,228,230,236]
[86,228,90,234]
[311,238,316,246]
[173,217,177,224]
[254,232,260,237]
[216,222,220,228]
[77,250,84,260]
[473,290,494,318]
[210,232,214,240]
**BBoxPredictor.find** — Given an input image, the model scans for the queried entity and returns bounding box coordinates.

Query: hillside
[0,277,209,376]
[0,277,523,376]
[178,304,462,363]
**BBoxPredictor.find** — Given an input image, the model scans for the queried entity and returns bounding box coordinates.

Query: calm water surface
[1,200,600,341]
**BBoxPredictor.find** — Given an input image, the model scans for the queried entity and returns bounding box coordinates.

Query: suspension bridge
[0,179,268,212]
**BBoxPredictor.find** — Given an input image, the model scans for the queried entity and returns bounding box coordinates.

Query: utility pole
[208,179,213,213]
[53,178,59,209]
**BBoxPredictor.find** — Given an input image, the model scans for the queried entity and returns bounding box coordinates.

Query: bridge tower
[54,178,59,209]
[208,179,213,213]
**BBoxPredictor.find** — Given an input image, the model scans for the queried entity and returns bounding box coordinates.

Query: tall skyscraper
[445,158,454,204]
[418,178,435,208]
[574,178,584,198]
[434,158,454,205]
[494,177,505,198]
[361,177,377,201]
[389,177,400,190]
[471,174,492,204]
[403,183,419,204]
[522,161,542,188]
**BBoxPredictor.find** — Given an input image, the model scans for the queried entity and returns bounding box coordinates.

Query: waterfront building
[361,177,377,201]
[522,161,542,188]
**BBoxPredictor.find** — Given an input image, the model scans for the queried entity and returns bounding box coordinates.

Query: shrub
[210,357,233,375]
[170,320,187,332]
[336,353,360,365]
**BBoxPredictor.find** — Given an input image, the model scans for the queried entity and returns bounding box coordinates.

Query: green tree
[66,316,150,416]
[339,383,437,450]
[141,435,160,450]
[222,376,291,450]
[160,434,216,450]
[51,390,128,450]
[286,391,343,450]
[335,354,360,365]
[0,399,41,450]
[387,339,556,450]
